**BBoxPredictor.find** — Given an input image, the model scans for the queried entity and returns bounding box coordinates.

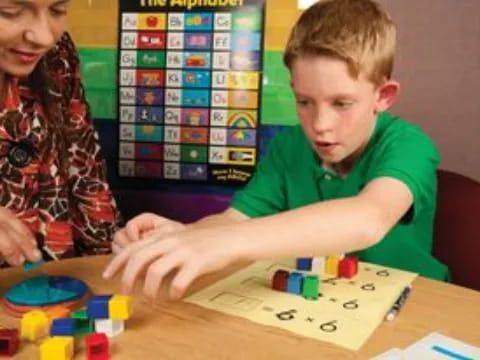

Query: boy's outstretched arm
[103,176,412,299]
[193,208,251,227]
[112,208,248,253]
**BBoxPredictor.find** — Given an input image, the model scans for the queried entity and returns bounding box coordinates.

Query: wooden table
[1,255,479,359]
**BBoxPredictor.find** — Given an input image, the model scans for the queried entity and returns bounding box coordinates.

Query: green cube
[71,308,94,335]
[302,275,320,300]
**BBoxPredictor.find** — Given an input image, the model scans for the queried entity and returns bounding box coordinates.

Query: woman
[0,0,120,267]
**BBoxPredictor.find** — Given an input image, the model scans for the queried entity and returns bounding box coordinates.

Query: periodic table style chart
[117,0,266,184]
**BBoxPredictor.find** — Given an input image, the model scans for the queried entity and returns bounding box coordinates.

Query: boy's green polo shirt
[232,112,448,280]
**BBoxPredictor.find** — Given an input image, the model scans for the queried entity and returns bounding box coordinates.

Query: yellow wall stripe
[68,0,301,50]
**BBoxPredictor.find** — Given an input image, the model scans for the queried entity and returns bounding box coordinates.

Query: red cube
[272,270,290,291]
[339,256,359,278]
[85,333,109,360]
[0,328,19,356]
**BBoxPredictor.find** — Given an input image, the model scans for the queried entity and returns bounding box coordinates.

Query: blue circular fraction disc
[4,275,88,306]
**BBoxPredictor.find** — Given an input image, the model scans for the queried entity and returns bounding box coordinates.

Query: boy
[103,0,448,299]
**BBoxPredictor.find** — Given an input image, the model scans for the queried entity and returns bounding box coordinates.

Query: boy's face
[291,56,397,173]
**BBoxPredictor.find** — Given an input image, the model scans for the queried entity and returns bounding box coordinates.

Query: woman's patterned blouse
[0,33,120,265]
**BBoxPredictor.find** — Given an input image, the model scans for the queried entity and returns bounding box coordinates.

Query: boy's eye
[333,101,354,109]
[0,8,23,18]
[51,3,68,16]
[50,7,67,16]
[296,99,310,106]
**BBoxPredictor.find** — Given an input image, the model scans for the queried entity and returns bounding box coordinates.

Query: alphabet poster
[117,0,266,184]
[185,260,417,350]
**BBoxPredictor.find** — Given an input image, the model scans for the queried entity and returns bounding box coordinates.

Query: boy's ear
[374,80,400,113]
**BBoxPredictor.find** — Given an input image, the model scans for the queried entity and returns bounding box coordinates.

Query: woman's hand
[0,207,41,266]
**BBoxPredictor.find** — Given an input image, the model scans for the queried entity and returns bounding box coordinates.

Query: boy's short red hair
[284,0,396,86]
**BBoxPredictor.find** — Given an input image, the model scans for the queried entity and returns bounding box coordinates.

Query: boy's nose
[312,111,334,133]
[24,17,56,48]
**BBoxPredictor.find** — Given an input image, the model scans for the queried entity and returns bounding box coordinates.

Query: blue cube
[296,257,313,271]
[50,318,76,336]
[87,295,112,319]
[287,272,304,294]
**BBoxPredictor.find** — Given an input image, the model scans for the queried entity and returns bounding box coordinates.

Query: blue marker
[432,345,474,360]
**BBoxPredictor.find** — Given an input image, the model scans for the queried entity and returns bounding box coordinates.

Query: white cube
[312,256,326,273]
[94,319,124,337]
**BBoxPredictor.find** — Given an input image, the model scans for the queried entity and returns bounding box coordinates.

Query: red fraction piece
[0,292,90,318]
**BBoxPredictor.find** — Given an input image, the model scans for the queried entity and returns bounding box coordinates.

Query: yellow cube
[21,310,49,341]
[40,336,74,360]
[325,256,341,276]
[108,294,133,320]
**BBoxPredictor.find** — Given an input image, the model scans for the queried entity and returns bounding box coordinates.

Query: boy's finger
[125,222,141,242]
[141,222,185,241]
[169,264,199,300]
[127,213,176,241]
[122,240,172,293]
[128,213,162,228]
[103,237,157,279]
[112,242,122,255]
[103,246,135,279]
[123,214,160,242]
[113,229,130,248]
[142,253,182,298]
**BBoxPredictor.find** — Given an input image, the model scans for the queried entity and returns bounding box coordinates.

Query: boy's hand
[103,226,243,299]
[0,207,41,266]
[112,213,186,254]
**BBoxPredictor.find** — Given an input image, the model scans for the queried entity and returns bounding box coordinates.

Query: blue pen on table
[385,285,412,321]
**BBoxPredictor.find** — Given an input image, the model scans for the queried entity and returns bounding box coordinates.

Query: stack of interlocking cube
[271,255,359,300]
[0,294,132,359]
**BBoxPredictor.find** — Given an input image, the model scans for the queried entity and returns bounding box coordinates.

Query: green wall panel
[84,88,117,120]
[78,48,117,88]
[78,48,117,120]
[261,51,298,125]
[78,48,298,125]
